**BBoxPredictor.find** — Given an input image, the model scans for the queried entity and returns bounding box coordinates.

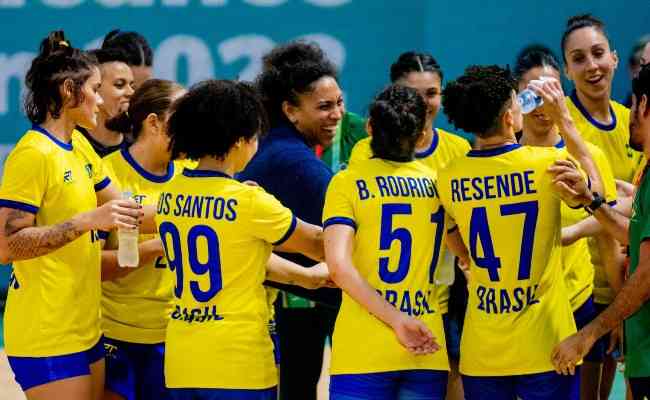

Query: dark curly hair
[167,80,268,161]
[106,79,183,140]
[369,84,427,162]
[513,44,561,82]
[390,51,443,83]
[101,29,153,67]
[24,30,98,124]
[561,14,609,63]
[442,65,517,138]
[255,41,338,128]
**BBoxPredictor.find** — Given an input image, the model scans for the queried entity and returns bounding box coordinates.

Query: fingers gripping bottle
[118,191,139,268]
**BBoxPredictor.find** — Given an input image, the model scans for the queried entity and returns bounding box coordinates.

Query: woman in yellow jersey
[561,14,635,398]
[97,79,184,400]
[324,84,469,400]
[156,80,326,400]
[349,51,471,400]
[0,31,142,400]
[515,44,619,400]
[438,65,602,400]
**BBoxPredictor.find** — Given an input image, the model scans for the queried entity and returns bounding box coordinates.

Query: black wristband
[584,192,605,214]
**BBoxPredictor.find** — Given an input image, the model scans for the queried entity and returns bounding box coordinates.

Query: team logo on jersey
[85,163,93,178]
[8,272,19,290]
[104,343,119,359]
[63,170,73,183]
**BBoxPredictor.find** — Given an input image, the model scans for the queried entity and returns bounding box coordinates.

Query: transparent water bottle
[517,89,543,114]
[434,250,455,286]
[117,191,139,268]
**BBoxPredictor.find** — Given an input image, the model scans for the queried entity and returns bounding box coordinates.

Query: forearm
[593,204,630,245]
[266,253,314,287]
[446,228,469,266]
[6,211,93,262]
[330,259,401,327]
[595,232,625,293]
[101,239,164,281]
[585,261,650,340]
[556,115,604,195]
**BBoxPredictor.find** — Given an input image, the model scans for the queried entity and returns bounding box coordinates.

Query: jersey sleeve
[322,171,356,231]
[0,145,48,213]
[592,146,618,205]
[347,138,372,169]
[248,188,296,246]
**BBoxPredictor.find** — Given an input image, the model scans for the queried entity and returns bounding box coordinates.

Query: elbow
[0,246,12,265]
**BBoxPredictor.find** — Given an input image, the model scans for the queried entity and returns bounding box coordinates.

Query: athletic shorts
[104,337,170,400]
[462,371,577,400]
[330,370,448,400]
[169,387,277,400]
[8,336,105,391]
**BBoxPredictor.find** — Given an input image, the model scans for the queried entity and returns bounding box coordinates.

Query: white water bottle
[517,89,543,114]
[117,191,139,268]
[434,250,455,286]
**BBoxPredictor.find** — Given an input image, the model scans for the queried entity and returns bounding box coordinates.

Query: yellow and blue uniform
[323,157,449,399]
[101,147,185,400]
[437,144,577,398]
[349,129,470,316]
[0,125,110,391]
[566,91,641,306]
[156,168,296,394]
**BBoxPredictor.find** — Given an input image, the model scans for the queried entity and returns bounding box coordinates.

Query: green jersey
[321,111,367,172]
[626,165,650,378]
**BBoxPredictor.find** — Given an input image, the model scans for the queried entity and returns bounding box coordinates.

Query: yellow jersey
[155,168,295,389]
[0,126,110,357]
[437,144,576,376]
[566,91,641,183]
[348,129,470,314]
[549,140,617,311]
[101,147,183,344]
[323,158,450,375]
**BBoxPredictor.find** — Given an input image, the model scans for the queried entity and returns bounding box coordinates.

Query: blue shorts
[104,337,170,400]
[268,319,280,365]
[592,302,617,361]
[442,313,461,361]
[8,336,105,391]
[169,387,277,400]
[573,297,606,362]
[462,371,578,400]
[330,370,448,400]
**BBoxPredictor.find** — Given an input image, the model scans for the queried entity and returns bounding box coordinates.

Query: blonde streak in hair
[416,56,424,73]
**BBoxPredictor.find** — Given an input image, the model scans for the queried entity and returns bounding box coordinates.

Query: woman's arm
[101,238,165,281]
[266,253,335,289]
[273,219,324,262]
[324,224,439,354]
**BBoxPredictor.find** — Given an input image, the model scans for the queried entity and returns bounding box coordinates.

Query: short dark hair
[561,14,609,63]
[24,30,98,124]
[442,65,517,138]
[102,29,153,67]
[513,44,561,82]
[255,41,337,128]
[106,79,183,140]
[632,64,650,103]
[390,51,443,83]
[369,84,426,162]
[167,80,268,161]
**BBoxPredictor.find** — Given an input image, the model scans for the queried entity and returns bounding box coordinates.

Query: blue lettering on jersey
[476,284,539,314]
[376,288,435,316]
[171,304,224,323]
[167,194,238,221]
[451,170,536,202]
[356,179,370,200]
[375,176,437,198]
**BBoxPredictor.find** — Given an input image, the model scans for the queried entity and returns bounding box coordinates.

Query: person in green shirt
[551,63,650,399]
[320,111,367,172]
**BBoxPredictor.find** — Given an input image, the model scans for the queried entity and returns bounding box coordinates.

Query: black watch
[584,192,605,214]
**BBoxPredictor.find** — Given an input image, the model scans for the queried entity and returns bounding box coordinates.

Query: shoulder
[610,100,630,118]
[438,128,471,151]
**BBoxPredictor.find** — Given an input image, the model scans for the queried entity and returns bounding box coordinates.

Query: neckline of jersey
[32,124,73,151]
[569,90,617,132]
[555,138,565,148]
[467,143,521,157]
[415,128,440,158]
[120,146,174,183]
[182,168,232,179]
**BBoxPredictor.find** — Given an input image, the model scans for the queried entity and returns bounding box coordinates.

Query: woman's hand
[89,198,142,232]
